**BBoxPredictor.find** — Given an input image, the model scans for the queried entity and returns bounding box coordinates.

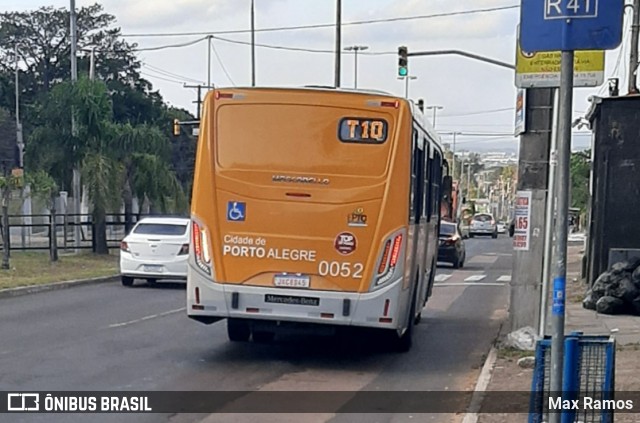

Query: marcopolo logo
[8,393,40,411]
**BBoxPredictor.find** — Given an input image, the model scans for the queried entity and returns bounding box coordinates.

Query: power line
[142,62,205,84]
[140,70,190,85]
[210,40,236,86]
[441,107,514,117]
[133,37,208,52]
[121,5,520,38]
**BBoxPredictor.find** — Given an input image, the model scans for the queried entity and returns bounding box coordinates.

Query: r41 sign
[545,0,597,19]
[520,0,624,52]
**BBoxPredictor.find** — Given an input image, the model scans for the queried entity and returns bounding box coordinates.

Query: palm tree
[110,123,186,232]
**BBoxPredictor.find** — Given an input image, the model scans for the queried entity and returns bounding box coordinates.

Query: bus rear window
[215,104,394,177]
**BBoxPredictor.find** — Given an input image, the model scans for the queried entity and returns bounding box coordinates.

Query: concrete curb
[0,274,119,299]
[462,346,498,423]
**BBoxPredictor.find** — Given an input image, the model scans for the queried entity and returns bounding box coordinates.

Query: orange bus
[187,87,448,351]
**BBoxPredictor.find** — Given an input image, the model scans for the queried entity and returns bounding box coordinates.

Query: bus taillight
[389,235,403,267]
[374,234,403,288]
[378,240,392,274]
[192,220,212,275]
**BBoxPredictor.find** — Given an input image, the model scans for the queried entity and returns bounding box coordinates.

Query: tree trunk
[50,194,58,262]
[93,206,109,255]
[123,178,133,234]
[1,192,9,270]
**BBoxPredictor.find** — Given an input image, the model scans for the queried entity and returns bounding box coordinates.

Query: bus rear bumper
[187,267,406,330]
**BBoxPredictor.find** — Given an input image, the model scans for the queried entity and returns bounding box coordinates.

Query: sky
[4,0,635,153]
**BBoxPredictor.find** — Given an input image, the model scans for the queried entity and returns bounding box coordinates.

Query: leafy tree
[571,150,590,212]
[110,123,185,232]
[0,4,167,129]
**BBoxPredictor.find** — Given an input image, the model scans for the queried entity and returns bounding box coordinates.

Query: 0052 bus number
[318,261,364,278]
[516,216,529,230]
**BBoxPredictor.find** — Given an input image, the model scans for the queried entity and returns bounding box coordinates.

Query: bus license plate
[273,274,310,288]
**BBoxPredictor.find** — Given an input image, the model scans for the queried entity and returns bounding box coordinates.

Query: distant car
[438,221,466,268]
[497,221,507,234]
[119,217,191,286]
[469,213,498,238]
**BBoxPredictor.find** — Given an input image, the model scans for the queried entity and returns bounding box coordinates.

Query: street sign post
[519,2,624,422]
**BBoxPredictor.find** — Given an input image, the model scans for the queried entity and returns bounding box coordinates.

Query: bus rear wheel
[252,330,275,343]
[227,318,251,342]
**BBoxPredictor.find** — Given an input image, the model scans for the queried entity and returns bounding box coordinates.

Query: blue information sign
[520,0,625,52]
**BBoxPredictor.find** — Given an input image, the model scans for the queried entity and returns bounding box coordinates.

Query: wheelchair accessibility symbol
[227,201,246,222]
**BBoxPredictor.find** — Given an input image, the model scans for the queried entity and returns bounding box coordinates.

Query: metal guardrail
[0,213,149,252]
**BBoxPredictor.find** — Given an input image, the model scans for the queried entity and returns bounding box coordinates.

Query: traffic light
[173,119,180,136]
[398,46,408,77]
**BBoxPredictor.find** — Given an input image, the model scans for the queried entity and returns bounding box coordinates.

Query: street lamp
[344,45,369,89]
[426,105,444,128]
[397,75,417,98]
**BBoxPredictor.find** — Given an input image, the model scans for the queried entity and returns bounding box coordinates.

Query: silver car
[469,213,498,238]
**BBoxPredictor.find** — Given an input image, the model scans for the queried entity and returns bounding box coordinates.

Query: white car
[119,217,190,286]
[497,221,507,234]
[469,213,498,238]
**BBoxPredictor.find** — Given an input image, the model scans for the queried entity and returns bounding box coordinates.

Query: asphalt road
[0,234,513,423]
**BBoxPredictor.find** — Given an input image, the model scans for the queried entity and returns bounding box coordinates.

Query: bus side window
[411,129,425,224]
[410,130,418,222]
[415,143,424,223]
[432,151,442,215]
[425,143,433,222]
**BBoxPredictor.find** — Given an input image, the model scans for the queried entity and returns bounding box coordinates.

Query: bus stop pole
[549,50,574,423]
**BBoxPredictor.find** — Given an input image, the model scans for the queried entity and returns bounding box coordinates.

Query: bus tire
[253,330,275,343]
[121,276,134,287]
[227,318,251,342]
[393,288,417,353]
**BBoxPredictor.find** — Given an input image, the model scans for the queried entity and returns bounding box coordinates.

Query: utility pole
[344,45,368,89]
[539,88,560,337]
[334,0,341,88]
[398,75,417,98]
[509,88,554,332]
[89,47,96,80]
[251,0,256,86]
[16,44,28,249]
[466,162,472,199]
[207,36,212,89]
[629,0,640,94]
[451,131,460,180]
[184,84,215,119]
[70,0,81,251]
[14,45,23,169]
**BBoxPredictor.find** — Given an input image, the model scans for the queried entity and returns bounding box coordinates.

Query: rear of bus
[187,87,417,341]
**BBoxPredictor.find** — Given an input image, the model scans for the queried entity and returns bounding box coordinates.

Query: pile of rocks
[583,258,640,315]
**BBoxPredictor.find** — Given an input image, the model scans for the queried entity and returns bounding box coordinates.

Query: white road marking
[108,307,186,328]
[434,282,505,287]
[464,274,486,282]
[497,275,512,282]
[434,274,452,282]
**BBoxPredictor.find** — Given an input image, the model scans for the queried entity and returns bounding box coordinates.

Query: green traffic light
[398,67,408,77]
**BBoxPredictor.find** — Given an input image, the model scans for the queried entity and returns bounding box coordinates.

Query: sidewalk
[476,243,640,423]
[564,244,640,344]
